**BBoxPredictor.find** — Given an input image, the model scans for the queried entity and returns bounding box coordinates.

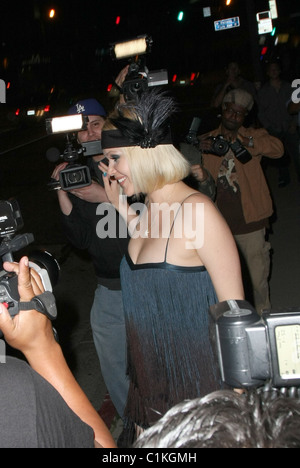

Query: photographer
[51,97,130,426]
[0,256,116,448]
[196,89,284,314]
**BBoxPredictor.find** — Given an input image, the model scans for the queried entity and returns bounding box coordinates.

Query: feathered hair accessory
[101,89,176,149]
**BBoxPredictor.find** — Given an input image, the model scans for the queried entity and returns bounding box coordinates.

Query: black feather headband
[101,89,176,149]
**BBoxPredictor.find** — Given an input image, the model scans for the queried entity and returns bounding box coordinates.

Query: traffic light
[177,11,184,21]
[49,9,55,19]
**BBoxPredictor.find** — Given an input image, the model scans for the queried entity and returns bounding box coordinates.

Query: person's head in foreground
[133,388,300,448]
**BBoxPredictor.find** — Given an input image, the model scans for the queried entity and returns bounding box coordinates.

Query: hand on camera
[51,162,69,181]
[191,164,207,182]
[198,138,214,154]
[0,257,55,355]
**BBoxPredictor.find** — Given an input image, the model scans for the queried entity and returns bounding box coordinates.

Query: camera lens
[67,170,84,184]
[217,142,227,152]
[29,250,60,289]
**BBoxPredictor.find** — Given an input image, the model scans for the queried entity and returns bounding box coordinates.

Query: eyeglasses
[224,106,247,118]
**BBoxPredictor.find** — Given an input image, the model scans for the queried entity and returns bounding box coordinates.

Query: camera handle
[0,233,34,263]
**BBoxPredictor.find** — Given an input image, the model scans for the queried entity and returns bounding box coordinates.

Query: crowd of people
[1,58,299,448]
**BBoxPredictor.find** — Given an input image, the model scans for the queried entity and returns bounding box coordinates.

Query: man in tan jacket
[192,89,283,313]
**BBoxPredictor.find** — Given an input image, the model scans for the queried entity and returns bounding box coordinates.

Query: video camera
[45,114,103,191]
[210,300,300,391]
[0,200,59,331]
[110,35,168,102]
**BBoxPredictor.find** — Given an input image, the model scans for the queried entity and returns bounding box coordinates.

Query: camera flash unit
[46,114,88,134]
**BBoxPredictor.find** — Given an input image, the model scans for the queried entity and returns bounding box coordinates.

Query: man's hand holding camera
[51,163,109,215]
[198,137,216,154]
[198,134,252,164]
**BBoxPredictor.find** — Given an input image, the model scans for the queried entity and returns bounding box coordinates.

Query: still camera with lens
[204,135,252,163]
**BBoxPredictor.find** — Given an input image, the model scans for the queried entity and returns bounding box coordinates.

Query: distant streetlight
[226,0,232,5]
[49,9,55,19]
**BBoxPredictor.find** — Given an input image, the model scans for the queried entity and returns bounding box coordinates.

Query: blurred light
[115,16,121,25]
[291,35,300,48]
[277,34,290,44]
[49,9,55,19]
[107,83,113,92]
[15,109,20,116]
[177,11,184,21]
[172,74,177,83]
[190,72,196,81]
[203,7,211,17]
[46,114,86,134]
[111,36,151,59]
[269,0,278,19]
[6,82,10,89]
[271,26,276,36]
[261,46,268,55]
[226,0,232,5]
[44,105,50,112]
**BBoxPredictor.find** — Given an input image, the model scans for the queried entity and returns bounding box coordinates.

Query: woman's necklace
[143,187,177,238]
[144,203,160,238]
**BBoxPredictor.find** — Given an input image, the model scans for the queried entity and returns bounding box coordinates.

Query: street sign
[214,16,240,31]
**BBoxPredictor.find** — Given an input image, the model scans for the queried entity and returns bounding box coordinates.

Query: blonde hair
[103,112,190,194]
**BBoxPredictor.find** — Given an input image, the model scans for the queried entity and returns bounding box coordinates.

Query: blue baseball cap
[68,98,107,117]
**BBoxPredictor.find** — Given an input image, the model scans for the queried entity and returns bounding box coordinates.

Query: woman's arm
[187,196,244,302]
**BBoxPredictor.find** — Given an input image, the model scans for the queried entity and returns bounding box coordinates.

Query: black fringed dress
[120,250,222,428]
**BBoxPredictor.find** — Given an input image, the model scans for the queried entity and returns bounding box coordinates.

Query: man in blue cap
[51,97,130,429]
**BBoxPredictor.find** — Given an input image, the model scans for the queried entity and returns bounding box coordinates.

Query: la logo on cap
[76,103,85,113]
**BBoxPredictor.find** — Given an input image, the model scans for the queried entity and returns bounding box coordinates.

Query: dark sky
[1,0,296,60]
[0,0,299,97]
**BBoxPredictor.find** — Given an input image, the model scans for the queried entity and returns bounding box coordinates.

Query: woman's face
[103,148,134,196]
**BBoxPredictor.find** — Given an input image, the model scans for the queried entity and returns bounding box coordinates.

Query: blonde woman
[99,90,244,433]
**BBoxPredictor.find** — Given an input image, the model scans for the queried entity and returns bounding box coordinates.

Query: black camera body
[206,135,230,156]
[122,61,168,102]
[0,270,19,317]
[210,300,300,389]
[46,114,103,191]
[46,137,103,191]
[110,35,168,102]
[204,135,252,164]
[0,200,59,328]
[122,62,149,102]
